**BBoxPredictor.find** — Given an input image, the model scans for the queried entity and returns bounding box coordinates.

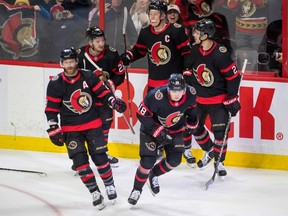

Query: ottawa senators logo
[193,64,214,87]
[155,89,163,100]
[63,89,93,114]
[0,12,38,59]
[67,141,77,150]
[145,141,156,151]
[158,111,183,128]
[149,42,171,66]
[240,1,256,17]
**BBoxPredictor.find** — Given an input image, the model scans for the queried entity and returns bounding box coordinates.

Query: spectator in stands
[166,4,182,24]
[129,0,150,34]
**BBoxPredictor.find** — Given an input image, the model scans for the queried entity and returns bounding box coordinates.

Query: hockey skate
[128,189,141,207]
[215,162,227,180]
[92,190,106,210]
[147,171,160,196]
[197,148,214,169]
[107,154,119,168]
[183,148,196,168]
[106,184,117,204]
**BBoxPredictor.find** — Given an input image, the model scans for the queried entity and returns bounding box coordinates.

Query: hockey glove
[120,52,132,66]
[153,126,173,146]
[46,125,64,146]
[108,97,127,113]
[223,96,241,117]
[185,119,199,135]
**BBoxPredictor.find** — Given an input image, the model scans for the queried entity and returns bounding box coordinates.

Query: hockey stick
[205,112,231,190]
[205,59,247,190]
[0,167,47,176]
[123,6,133,127]
[84,52,135,134]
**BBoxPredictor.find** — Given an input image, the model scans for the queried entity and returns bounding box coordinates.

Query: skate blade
[110,163,119,168]
[97,202,106,210]
[219,175,225,181]
[110,199,116,205]
[146,181,156,196]
[186,163,195,168]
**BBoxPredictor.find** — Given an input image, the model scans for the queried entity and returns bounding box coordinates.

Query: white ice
[0,149,287,216]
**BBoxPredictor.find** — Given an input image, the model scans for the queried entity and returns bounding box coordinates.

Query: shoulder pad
[109,46,117,52]
[219,46,227,53]
[173,23,182,28]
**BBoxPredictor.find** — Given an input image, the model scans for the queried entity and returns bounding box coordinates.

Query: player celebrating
[45,47,126,210]
[120,0,196,166]
[128,74,198,206]
[184,19,241,177]
[77,26,126,167]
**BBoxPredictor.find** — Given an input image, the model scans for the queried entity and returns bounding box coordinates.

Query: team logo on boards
[0,10,38,59]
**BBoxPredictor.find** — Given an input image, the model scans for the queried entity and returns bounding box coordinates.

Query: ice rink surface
[0,149,287,216]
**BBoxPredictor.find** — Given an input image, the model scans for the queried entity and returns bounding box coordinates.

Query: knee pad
[72,152,89,169]
[166,152,182,167]
[140,156,156,170]
[91,152,108,166]
[214,130,225,141]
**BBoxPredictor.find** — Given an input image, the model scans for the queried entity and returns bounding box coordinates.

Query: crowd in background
[0,0,283,75]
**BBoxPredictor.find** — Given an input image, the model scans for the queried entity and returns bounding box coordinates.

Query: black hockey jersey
[137,85,198,136]
[45,69,113,132]
[77,44,125,87]
[187,42,241,104]
[128,22,191,89]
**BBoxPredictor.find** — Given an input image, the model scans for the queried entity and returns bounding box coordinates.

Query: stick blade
[205,178,214,190]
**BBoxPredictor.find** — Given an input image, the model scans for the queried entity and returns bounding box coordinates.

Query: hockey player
[45,47,127,210]
[77,26,126,167]
[120,0,196,166]
[184,19,241,177]
[128,74,198,206]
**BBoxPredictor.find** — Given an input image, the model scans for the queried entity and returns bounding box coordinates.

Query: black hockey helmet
[168,73,186,91]
[60,47,78,61]
[149,0,168,13]
[194,18,215,38]
[86,26,105,40]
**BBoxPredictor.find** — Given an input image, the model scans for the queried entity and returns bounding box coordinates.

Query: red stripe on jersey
[196,94,226,104]
[177,39,190,50]
[220,62,236,73]
[92,81,103,92]
[46,96,61,103]
[61,71,81,84]
[45,107,59,112]
[135,43,147,49]
[226,72,240,81]
[97,89,110,98]
[61,118,102,132]
[147,78,168,89]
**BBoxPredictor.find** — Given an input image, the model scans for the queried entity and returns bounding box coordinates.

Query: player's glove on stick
[223,96,241,117]
[47,125,64,146]
[120,52,132,66]
[153,126,173,146]
[109,97,127,113]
